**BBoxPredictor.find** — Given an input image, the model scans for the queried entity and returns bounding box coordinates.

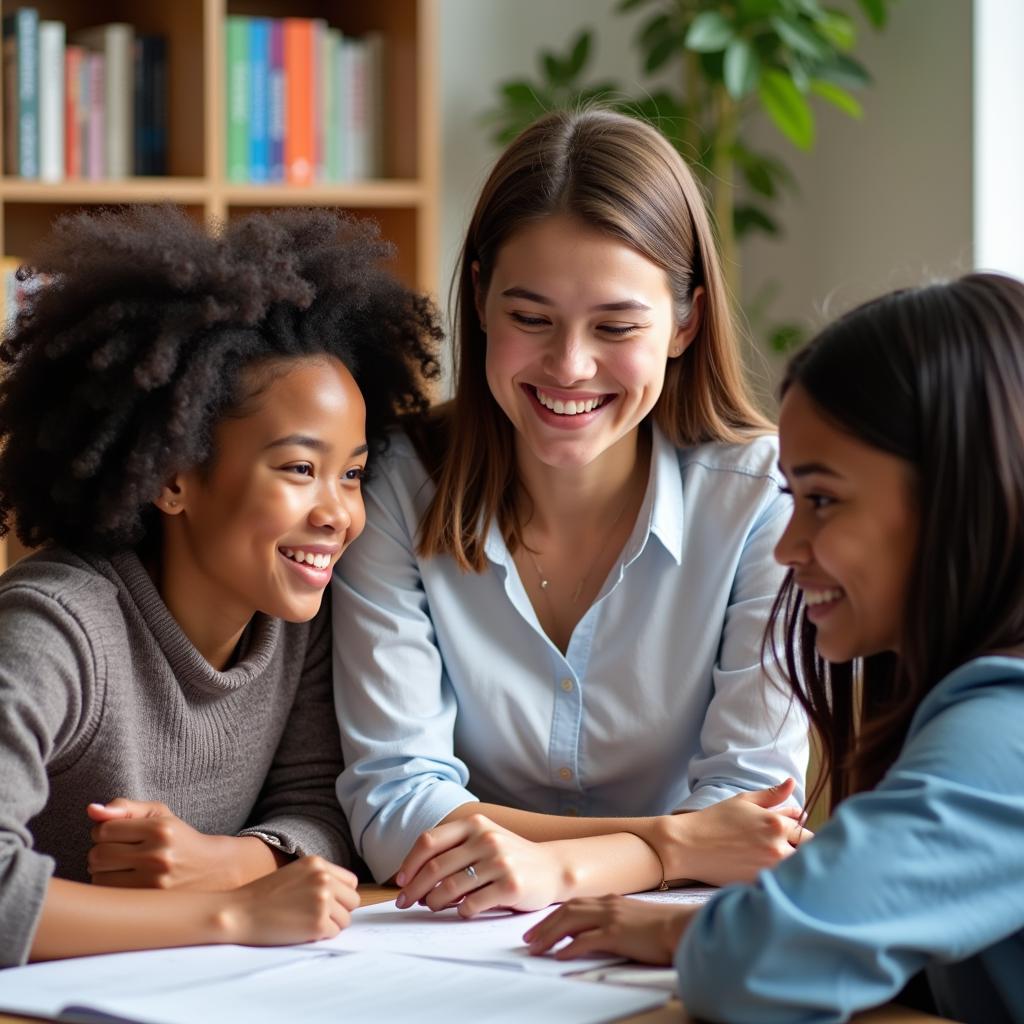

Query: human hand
[87,799,250,891]
[523,895,698,965]
[656,778,813,886]
[394,813,571,917]
[225,856,360,945]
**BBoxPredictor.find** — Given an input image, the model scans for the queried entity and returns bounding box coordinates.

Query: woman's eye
[599,323,641,337]
[807,494,835,511]
[284,463,314,477]
[509,312,549,328]
[343,467,366,483]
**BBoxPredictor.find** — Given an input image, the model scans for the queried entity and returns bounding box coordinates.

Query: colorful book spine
[38,20,65,182]
[310,19,325,182]
[267,20,285,182]
[85,51,105,179]
[322,28,340,182]
[133,35,167,175]
[283,18,313,185]
[248,18,270,183]
[64,45,84,178]
[3,8,40,178]
[225,16,249,182]
[74,23,134,178]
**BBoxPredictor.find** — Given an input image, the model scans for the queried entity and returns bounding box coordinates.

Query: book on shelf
[225,15,385,185]
[3,7,39,178]
[74,23,133,179]
[1,10,167,180]
[38,20,64,182]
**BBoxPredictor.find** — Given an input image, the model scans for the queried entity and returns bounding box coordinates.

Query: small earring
[167,499,178,508]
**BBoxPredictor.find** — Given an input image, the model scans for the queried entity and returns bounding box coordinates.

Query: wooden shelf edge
[220,181,426,208]
[0,178,210,203]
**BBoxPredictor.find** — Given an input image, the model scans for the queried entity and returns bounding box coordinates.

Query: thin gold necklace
[523,489,634,605]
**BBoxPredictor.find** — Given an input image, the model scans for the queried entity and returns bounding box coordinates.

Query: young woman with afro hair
[0,205,441,965]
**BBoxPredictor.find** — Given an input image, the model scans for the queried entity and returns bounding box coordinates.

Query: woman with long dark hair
[526,272,1024,1024]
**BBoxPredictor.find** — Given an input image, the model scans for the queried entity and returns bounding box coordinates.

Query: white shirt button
[559,766,573,781]
[560,678,574,692]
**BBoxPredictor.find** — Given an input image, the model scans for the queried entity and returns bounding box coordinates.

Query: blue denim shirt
[677,656,1024,1024]
[332,426,808,881]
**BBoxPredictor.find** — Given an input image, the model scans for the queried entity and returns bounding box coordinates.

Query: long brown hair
[767,273,1024,812]
[416,108,772,571]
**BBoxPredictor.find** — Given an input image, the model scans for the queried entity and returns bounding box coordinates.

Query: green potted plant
[485,0,895,350]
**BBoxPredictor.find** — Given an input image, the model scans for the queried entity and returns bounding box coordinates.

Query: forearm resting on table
[30,877,233,961]
[442,803,673,891]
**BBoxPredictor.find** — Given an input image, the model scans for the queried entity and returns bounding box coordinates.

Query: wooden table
[0,886,955,1024]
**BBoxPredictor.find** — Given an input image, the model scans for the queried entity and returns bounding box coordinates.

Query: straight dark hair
[767,273,1024,812]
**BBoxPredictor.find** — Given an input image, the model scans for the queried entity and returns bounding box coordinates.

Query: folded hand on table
[394,814,571,917]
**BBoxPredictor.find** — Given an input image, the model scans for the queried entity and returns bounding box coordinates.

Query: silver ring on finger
[464,864,478,882]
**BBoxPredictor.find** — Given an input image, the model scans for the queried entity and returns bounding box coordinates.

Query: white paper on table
[628,886,718,906]
[76,951,670,1024]
[0,944,315,1019]
[313,899,626,975]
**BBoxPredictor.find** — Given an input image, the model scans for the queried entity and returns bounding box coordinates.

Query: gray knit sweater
[0,547,355,967]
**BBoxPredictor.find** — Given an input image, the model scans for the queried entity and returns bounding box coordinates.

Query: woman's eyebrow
[501,286,650,313]
[779,460,841,478]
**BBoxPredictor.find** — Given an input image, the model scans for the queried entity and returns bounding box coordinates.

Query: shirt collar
[483,424,684,569]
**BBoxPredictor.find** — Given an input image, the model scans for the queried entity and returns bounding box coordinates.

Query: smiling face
[775,383,918,663]
[479,214,696,474]
[157,355,367,661]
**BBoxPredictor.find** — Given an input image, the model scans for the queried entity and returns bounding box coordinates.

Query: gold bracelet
[621,830,670,891]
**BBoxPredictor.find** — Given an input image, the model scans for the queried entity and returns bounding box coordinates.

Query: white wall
[973,0,1024,279]
[739,0,973,358]
[438,0,974,380]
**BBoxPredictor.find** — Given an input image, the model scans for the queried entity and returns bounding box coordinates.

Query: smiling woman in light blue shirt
[333,109,809,914]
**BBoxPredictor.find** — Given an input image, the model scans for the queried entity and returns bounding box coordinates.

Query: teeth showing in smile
[803,587,844,607]
[534,387,607,416]
[281,548,331,570]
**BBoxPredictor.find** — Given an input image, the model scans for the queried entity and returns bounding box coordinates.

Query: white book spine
[106,24,134,178]
[39,21,66,182]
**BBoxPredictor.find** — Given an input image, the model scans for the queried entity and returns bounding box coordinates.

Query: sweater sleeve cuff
[238,816,357,869]
[0,848,55,967]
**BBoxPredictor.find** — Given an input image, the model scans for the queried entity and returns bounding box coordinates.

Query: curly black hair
[0,205,442,553]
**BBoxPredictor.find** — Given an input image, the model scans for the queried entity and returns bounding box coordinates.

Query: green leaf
[685,11,735,53]
[567,31,592,77]
[857,0,888,28]
[818,11,856,51]
[771,15,832,60]
[639,12,672,48]
[724,37,761,98]
[738,0,780,18]
[769,322,805,352]
[758,68,815,148]
[645,31,683,72]
[816,53,871,89]
[734,204,780,238]
[810,79,863,118]
[542,52,566,85]
[501,81,541,107]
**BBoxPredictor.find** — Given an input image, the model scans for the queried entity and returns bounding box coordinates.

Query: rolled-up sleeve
[678,482,808,810]
[676,671,1024,1023]
[331,462,477,882]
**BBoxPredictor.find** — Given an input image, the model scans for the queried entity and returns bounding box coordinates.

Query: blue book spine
[15,8,39,177]
[267,19,285,182]
[249,18,270,183]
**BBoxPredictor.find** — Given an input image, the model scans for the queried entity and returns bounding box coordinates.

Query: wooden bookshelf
[0,0,439,573]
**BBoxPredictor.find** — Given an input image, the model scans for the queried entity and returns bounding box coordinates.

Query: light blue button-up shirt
[676,656,1024,1024]
[332,426,808,882]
